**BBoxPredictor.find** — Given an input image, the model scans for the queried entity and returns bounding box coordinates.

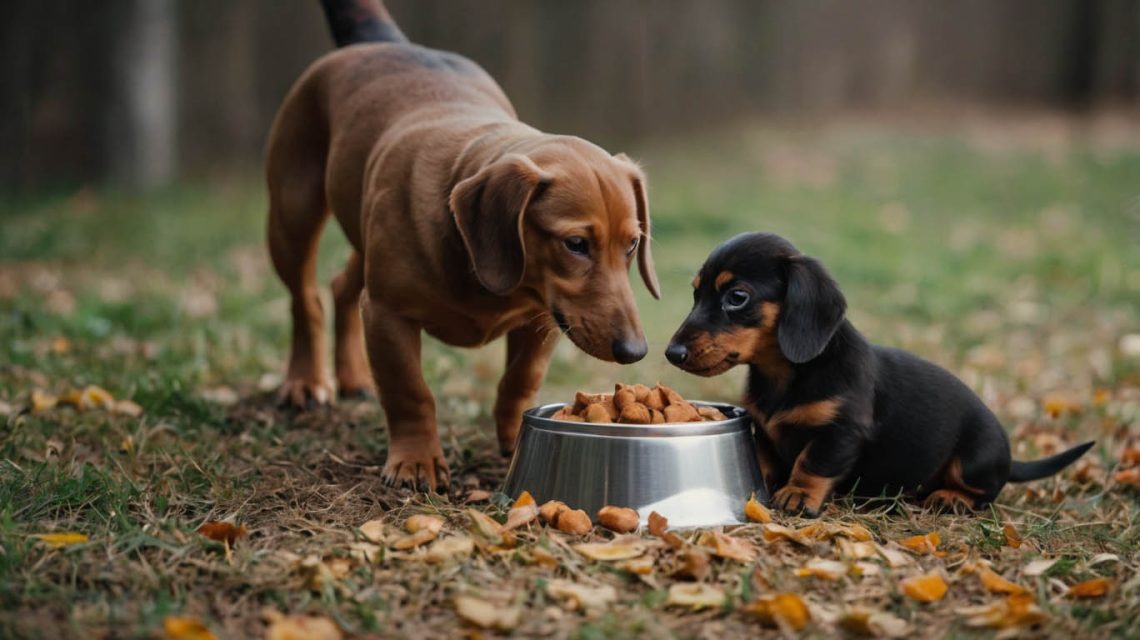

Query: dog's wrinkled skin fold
[667,232,1093,516]
[266,0,659,491]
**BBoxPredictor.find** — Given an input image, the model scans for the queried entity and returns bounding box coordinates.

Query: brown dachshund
[266,0,659,491]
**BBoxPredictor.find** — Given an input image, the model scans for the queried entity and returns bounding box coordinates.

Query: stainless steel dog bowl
[502,402,765,528]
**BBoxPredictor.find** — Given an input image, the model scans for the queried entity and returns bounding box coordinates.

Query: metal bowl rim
[522,402,751,438]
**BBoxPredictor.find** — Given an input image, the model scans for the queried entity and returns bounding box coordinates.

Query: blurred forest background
[2,0,1139,192]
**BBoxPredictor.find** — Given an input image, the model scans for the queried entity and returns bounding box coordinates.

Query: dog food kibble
[555,509,593,535]
[597,505,640,533]
[539,500,570,524]
[551,382,727,425]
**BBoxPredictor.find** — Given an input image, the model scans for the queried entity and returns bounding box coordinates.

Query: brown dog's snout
[612,336,648,364]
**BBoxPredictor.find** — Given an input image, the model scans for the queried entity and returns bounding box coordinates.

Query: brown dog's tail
[1008,441,1094,482]
[320,0,407,47]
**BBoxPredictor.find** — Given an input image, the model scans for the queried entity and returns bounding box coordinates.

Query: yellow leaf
[1068,577,1112,598]
[957,593,1047,629]
[761,523,811,546]
[498,505,538,532]
[838,608,909,638]
[30,389,58,414]
[573,537,647,561]
[466,508,504,542]
[616,555,655,575]
[358,519,385,544]
[1002,523,1022,548]
[1043,393,1081,418]
[743,593,811,630]
[697,530,757,563]
[512,490,536,509]
[67,385,115,411]
[794,557,848,580]
[391,528,436,550]
[546,579,617,611]
[900,571,948,602]
[49,336,71,354]
[454,595,521,630]
[744,493,771,523]
[423,535,474,563]
[979,568,1027,595]
[34,532,89,549]
[665,583,726,610]
[196,521,247,545]
[898,532,940,555]
[263,612,342,640]
[163,616,216,640]
[112,399,143,417]
[405,514,444,534]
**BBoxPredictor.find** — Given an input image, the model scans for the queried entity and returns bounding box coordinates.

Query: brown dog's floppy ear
[449,154,551,295]
[615,153,660,299]
[777,255,846,363]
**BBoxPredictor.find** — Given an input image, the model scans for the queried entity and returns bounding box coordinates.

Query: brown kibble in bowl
[619,402,651,425]
[584,403,611,423]
[614,386,637,411]
[651,409,666,424]
[597,505,639,533]
[697,405,728,421]
[644,388,665,411]
[556,509,592,535]
[657,383,687,407]
[539,500,569,524]
[631,384,651,402]
[664,402,700,423]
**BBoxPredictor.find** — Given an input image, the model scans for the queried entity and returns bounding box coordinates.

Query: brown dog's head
[665,232,846,377]
[449,138,659,363]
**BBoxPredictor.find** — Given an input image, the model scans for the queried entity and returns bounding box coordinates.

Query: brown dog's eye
[563,236,589,256]
[626,237,639,256]
[723,288,750,311]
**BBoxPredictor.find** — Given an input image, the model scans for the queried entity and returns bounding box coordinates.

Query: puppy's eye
[563,236,589,256]
[626,237,639,256]
[723,289,750,310]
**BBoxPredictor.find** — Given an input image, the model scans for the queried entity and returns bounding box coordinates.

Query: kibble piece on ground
[539,500,570,524]
[556,509,592,535]
[597,505,639,533]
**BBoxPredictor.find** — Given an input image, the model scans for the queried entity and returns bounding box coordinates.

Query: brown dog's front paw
[382,445,451,493]
[276,377,334,409]
[770,486,822,518]
[922,489,977,513]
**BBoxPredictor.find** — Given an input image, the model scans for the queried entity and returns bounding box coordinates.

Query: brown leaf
[1002,523,1023,549]
[358,519,385,544]
[546,580,617,611]
[405,514,444,535]
[466,508,504,542]
[978,568,1027,595]
[1113,467,1140,486]
[697,530,757,563]
[1068,577,1112,598]
[454,595,521,630]
[499,505,539,532]
[392,529,437,550]
[465,489,492,502]
[743,593,811,631]
[761,523,812,546]
[574,537,647,561]
[744,493,771,523]
[423,536,475,563]
[196,522,247,545]
[838,608,909,638]
[263,611,343,640]
[900,571,948,602]
[1022,558,1058,577]
[648,511,684,548]
[665,583,725,610]
[957,593,1047,630]
[898,532,940,555]
[163,616,217,640]
[673,547,710,581]
[793,557,848,580]
[616,555,655,576]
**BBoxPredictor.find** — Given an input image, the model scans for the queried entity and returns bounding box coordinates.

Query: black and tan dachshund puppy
[666,232,1093,516]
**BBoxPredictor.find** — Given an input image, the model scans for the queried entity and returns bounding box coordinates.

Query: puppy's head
[666,232,846,377]
[449,139,658,363]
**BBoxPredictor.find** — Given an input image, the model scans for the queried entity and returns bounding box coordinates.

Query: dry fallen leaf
[466,509,504,542]
[1002,523,1023,549]
[900,571,948,602]
[874,543,913,568]
[1113,467,1140,486]
[836,538,878,560]
[978,568,1028,595]
[392,529,437,550]
[743,593,811,631]
[616,555,655,576]
[112,399,143,417]
[666,583,726,610]
[263,611,343,640]
[673,547,711,581]
[62,385,116,411]
[359,519,385,544]
[195,522,247,545]
[837,608,909,638]
[697,530,758,563]
[466,489,492,502]
[454,596,520,630]
[899,532,941,555]
[1068,577,1112,598]
[546,580,617,611]
[405,514,444,534]
[512,490,536,509]
[162,616,216,640]
[499,505,539,532]
[794,557,848,581]
[761,523,812,546]
[799,521,874,542]
[647,510,684,548]
[1043,393,1081,418]
[744,493,771,523]
[423,535,475,563]
[1022,558,1058,576]
[30,389,58,413]
[574,537,647,561]
[33,532,89,549]
[957,593,1047,630]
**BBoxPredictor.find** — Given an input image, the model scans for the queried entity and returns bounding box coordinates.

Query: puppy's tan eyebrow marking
[691,274,701,289]
[714,271,734,290]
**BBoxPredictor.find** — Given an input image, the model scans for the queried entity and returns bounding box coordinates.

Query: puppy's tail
[1008,441,1095,482]
[320,0,407,47]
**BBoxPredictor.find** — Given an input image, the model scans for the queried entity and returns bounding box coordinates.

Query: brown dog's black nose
[613,338,648,364]
[665,343,688,365]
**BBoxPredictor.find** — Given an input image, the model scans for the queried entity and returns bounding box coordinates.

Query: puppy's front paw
[770,486,823,518]
[276,377,334,409]
[382,443,451,493]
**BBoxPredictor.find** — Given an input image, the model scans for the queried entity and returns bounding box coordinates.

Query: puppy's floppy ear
[778,255,846,363]
[615,153,660,299]
[449,154,551,295]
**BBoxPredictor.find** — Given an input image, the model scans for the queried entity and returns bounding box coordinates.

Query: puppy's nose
[665,343,689,365]
[612,337,648,364]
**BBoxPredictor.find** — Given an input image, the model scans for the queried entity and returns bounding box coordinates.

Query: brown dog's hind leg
[331,251,372,398]
[363,298,449,492]
[493,318,559,455]
[267,179,334,408]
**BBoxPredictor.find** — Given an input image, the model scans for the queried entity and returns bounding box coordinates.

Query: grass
[1,116,1139,638]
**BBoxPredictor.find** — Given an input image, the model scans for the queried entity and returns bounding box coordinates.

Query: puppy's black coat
[667,232,1093,516]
